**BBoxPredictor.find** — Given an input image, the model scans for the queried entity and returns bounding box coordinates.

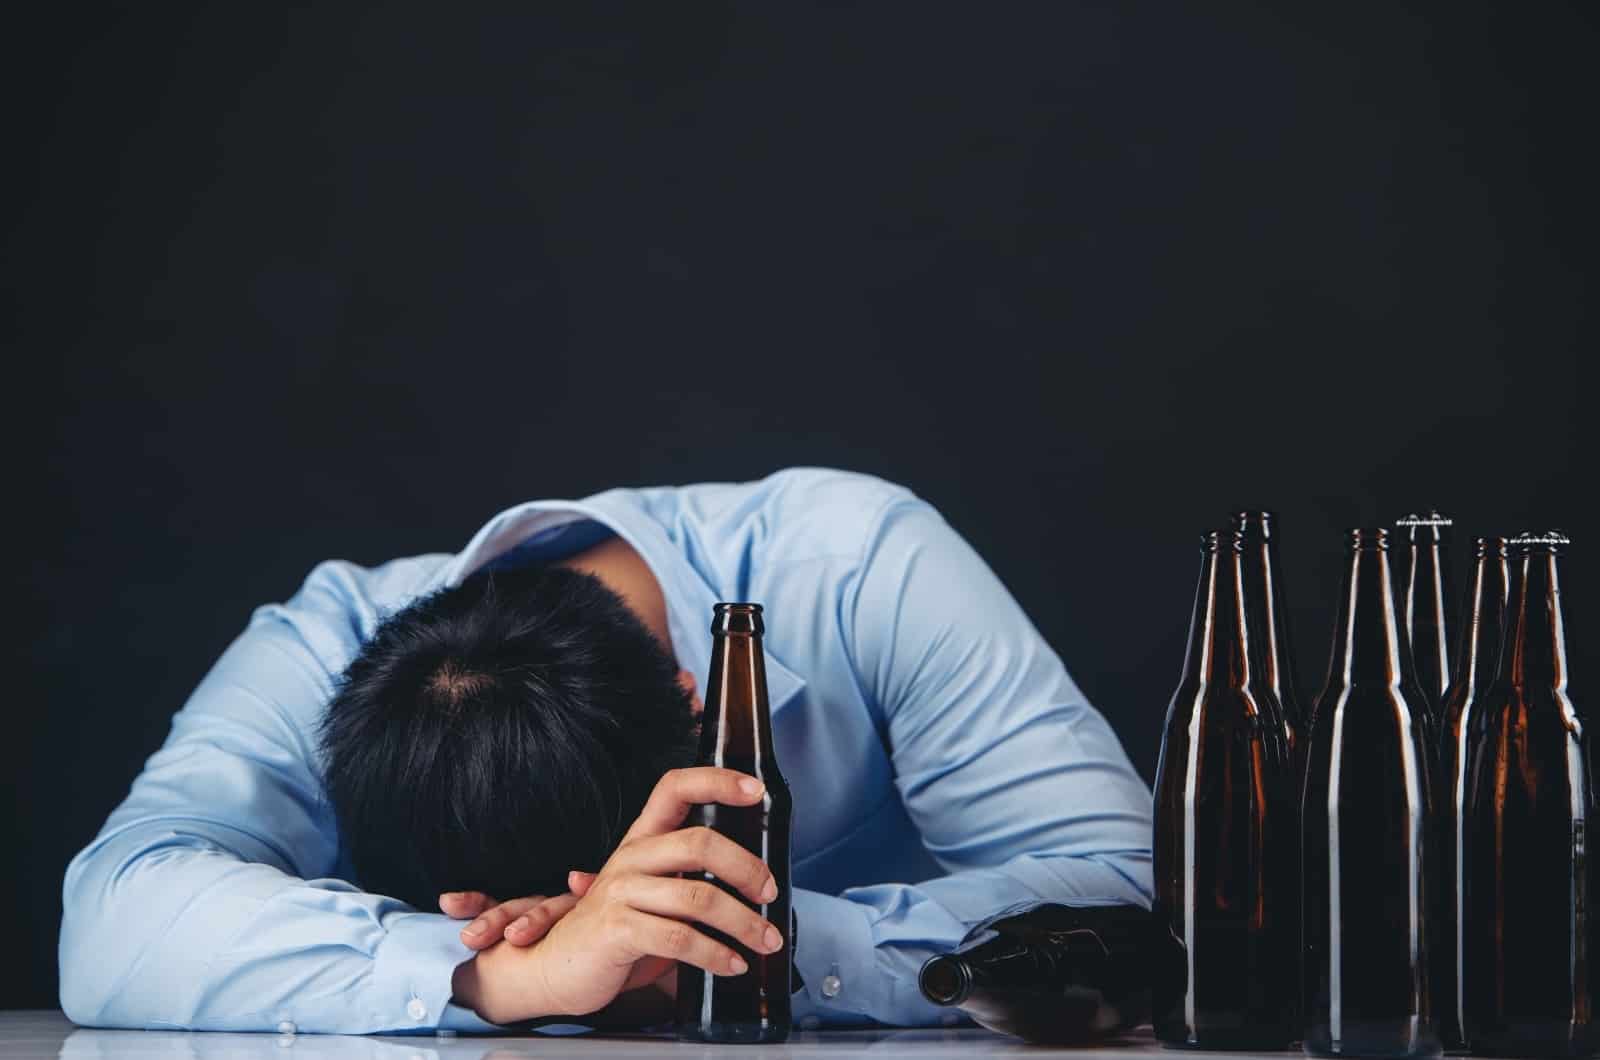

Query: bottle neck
[1251,527,1298,720]
[1501,549,1570,695]
[1178,538,1264,700]
[1449,544,1510,699]
[1403,529,1452,697]
[699,630,779,774]
[1325,543,1407,692]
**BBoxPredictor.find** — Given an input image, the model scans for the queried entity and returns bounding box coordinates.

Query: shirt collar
[431,492,806,713]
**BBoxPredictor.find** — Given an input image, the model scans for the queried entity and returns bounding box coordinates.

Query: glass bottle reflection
[1152,529,1295,1049]
[1436,536,1511,1051]
[1301,528,1438,1058]
[1463,532,1594,1057]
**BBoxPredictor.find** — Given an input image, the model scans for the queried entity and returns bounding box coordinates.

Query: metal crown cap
[1395,511,1453,528]
[1510,530,1572,547]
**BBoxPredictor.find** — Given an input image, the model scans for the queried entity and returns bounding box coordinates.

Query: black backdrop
[6,3,1592,1012]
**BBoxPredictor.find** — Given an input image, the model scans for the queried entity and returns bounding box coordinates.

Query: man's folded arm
[59,559,495,1033]
[791,499,1154,1027]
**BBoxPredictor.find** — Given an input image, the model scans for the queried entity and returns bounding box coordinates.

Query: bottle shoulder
[1164,682,1284,724]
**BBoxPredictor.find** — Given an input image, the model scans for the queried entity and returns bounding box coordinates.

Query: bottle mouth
[1231,510,1276,537]
[1200,528,1243,553]
[1474,536,1511,557]
[918,956,973,1006]
[1348,527,1390,551]
[711,602,765,636]
[1395,512,1453,528]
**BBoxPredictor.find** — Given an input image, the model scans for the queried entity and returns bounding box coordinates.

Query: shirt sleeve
[58,558,499,1033]
[790,498,1154,1027]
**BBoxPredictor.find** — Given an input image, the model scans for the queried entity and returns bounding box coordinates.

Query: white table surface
[0,1011,1301,1060]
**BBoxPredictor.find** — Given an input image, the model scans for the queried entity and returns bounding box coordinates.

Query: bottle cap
[1395,511,1453,528]
[1510,530,1571,551]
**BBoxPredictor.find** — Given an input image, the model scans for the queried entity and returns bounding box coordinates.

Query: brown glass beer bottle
[1397,512,1455,719]
[1436,536,1511,1051]
[1463,532,1595,1057]
[676,603,794,1044]
[918,903,1152,1044]
[1152,529,1295,1049]
[1301,529,1439,1058]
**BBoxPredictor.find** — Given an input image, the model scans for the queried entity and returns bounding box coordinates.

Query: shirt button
[820,974,842,999]
[406,998,428,1022]
[276,1020,296,1035]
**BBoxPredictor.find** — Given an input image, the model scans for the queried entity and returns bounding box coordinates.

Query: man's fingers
[611,827,778,906]
[623,910,750,978]
[622,767,766,842]
[438,891,494,919]
[458,895,548,949]
[568,870,596,897]
[619,876,783,958]
[502,893,580,947]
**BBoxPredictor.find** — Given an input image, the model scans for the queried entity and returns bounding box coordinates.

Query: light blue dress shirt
[59,468,1152,1033]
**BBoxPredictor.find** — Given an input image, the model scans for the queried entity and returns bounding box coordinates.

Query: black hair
[318,563,698,909]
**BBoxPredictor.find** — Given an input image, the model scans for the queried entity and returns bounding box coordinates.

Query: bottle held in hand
[1463,531,1595,1058]
[1301,528,1439,1058]
[675,603,794,1044]
[1436,535,1511,1051]
[917,903,1152,1043]
[1151,529,1296,1049]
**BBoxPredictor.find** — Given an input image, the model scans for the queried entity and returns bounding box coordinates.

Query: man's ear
[678,669,703,715]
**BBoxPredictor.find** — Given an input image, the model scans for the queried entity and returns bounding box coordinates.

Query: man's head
[318,563,699,909]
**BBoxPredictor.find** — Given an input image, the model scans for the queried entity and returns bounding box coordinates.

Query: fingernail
[463,919,488,937]
[764,925,783,952]
[507,917,528,935]
[729,956,749,975]
[739,777,764,796]
[761,877,779,902]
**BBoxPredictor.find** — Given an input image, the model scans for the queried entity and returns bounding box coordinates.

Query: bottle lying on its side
[917,903,1152,1044]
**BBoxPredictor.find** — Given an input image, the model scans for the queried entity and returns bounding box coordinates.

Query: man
[59,468,1152,1033]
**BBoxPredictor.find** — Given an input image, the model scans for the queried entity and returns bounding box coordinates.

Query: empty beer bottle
[918,903,1152,1043]
[1152,529,1295,1050]
[676,603,794,1044]
[1398,512,1455,719]
[1302,528,1439,1058]
[1463,531,1595,1057]
[1437,536,1511,1051]
[1233,510,1304,754]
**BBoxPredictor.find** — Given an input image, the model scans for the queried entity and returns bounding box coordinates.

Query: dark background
[6,2,1592,1012]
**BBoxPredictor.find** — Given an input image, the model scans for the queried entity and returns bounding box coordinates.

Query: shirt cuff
[374,911,499,1034]
[788,888,880,1027]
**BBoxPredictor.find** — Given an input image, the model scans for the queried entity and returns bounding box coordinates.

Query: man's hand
[451,767,787,1025]
[440,890,581,950]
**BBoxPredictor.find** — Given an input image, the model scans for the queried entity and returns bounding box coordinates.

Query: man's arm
[58,558,500,1033]
[789,498,1154,1026]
